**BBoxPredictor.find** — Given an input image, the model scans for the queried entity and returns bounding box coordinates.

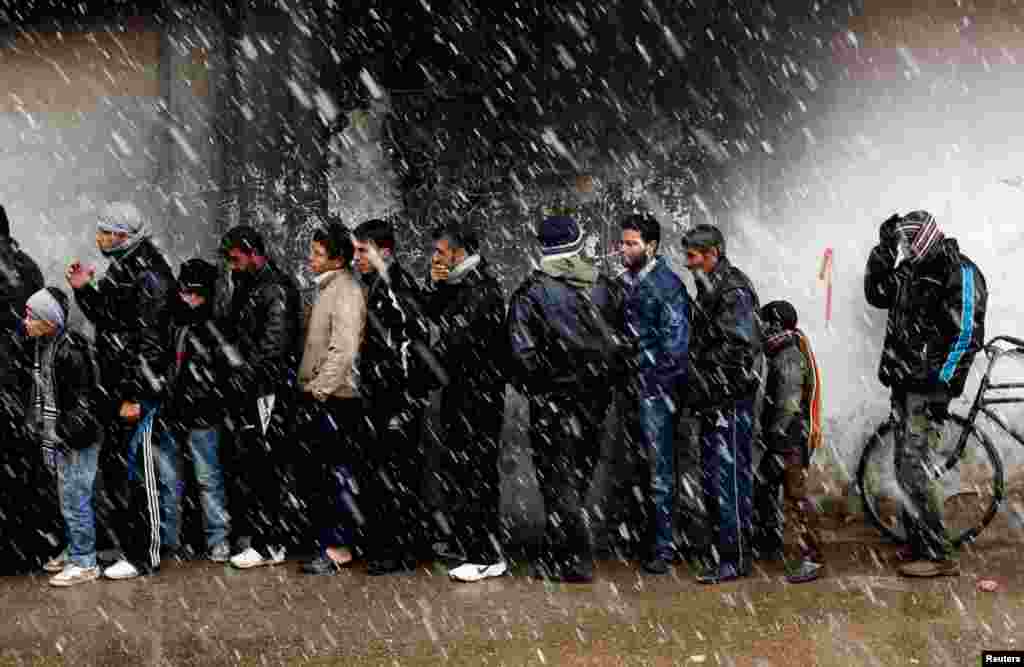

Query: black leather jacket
[73,239,174,414]
[225,261,303,408]
[358,261,431,401]
[0,237,44,433]
[163,299,234,429]
[688,256,762,406]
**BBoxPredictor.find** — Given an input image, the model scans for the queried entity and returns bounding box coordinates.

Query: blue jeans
[700,399,755,571]
[158,427,229,551]
[639,395,676,560]
[57,444,100,568]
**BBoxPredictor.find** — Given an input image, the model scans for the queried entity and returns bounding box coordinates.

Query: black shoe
[367,557,416,576]
[561,562,594,583]
[641,557,671,575]
[302,556,340,576]
[696,562,744,584]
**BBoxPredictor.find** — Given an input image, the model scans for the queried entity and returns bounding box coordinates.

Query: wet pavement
[2,510,1023,667]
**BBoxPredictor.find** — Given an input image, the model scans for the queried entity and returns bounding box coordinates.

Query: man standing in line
[66,201,174,580]
[16,287,106,587]
[682,224,762,584]
[507,215,623,583]
[295,220,365,575]
[615,213,689,576]
[219,225,302,570]
[424,223,508,583]
[865,211,986,577]
[0,205,46,572]
[352,218,432,575]
[157,259,233,564]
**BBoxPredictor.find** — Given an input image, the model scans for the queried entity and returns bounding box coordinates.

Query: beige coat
[298,269,366,399]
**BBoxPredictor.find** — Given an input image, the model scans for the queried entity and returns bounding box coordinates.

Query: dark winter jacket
[225,260,303,411]
[358,260,431,401]
[14,330,105,449]
[73,238,174,415]
[507,261,626,397]
[0,237,44,434]
[760,332,813,456]
[689,256,762,406]
[864,237,986,397]
[618,256,689,399]
[423,256,506,391]
[163,299,233,429]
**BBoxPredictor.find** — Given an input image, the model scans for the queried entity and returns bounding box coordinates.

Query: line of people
[1,203,835,587]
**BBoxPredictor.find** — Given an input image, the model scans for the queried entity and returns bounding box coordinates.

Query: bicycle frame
[954,336,1024,469]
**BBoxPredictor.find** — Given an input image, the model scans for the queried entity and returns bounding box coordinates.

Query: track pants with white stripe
[698,398,755,573]
[97,402,162,574]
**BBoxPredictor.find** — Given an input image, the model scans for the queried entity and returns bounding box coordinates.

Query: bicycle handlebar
[985,336,1024,356]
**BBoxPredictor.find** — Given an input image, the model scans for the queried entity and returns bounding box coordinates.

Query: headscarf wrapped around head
[896,210,944,263]
[26,287,68,332]
[97,201,150,256]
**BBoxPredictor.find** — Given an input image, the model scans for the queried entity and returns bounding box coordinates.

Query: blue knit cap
[537,215,585,259]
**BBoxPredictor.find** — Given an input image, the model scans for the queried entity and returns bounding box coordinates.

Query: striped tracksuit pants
[97,402,162,573]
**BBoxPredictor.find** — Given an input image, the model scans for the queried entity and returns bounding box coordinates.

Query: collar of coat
[446,254,481,285]
[315,269,343,288]
[619,255,661,287]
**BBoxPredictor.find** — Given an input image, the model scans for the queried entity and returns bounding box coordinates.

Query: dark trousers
[96,402,162,573]
[358,394,428,562]
[225,397,290,555]
[294,395,361,555]
[698,399,755,572]
[437,382,506,563]
[753,444,822,562]
[0,442,62,573]
[529,391,604,573]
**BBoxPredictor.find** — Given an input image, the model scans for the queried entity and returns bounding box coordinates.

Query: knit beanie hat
[761,300,798,331]
[537,215,585,260]
[896,210,944,263]
[26,287,68,332]
[177,258,218,299]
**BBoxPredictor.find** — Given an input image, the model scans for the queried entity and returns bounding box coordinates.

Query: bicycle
[857,336,1024,547]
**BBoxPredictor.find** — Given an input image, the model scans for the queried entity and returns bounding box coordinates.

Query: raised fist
[879,214,902,250]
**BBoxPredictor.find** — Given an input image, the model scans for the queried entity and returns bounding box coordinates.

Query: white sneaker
[43,548,69,574]
[230,546,286,570]
[448,561,508,583]
[50,564,100,587]
[102,559,140,580]
[209,542,231,563]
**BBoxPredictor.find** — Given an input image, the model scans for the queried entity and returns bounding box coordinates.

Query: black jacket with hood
[13,328,106,449]
[73,238,174,416]
[163,297,234,429]
[507,255,626,397]
[864,237,987,397]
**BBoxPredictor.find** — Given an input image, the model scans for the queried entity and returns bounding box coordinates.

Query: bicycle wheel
[857,413,1005,547]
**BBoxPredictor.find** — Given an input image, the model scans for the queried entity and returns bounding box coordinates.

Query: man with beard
[508,215,624,583]
[865,211,987,577]
[66,201,174,580]
[219,226,302,570]
[614,213,689,576]
[352,218,432,575]
[157,259,232,564]
[423,223,508,583]
[682,224,762,584]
